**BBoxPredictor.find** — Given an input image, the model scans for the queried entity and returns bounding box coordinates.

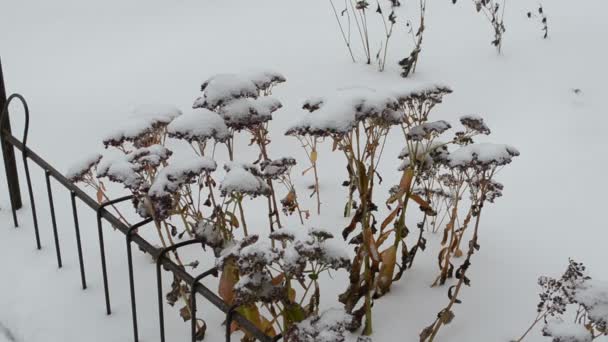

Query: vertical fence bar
[190,267,218,342]
[71,191,87,289]
[45,170,62,268]
[0,58,22,228]
[225,305,240,342]
[126,217,153,342]
[156,240,203,342]
[96,195,133,315]
[1,93,41,249]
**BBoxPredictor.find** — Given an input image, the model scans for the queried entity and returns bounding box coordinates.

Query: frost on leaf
[284,308,353,342]
[542,320,593,342]
[167,108,231,143]
[66,153,102,182]
[448,143,520,170]
[220,162,270,197]
[286,88,401,137]
[103,104,181,147]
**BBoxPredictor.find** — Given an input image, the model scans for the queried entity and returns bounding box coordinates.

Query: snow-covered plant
[527,4,548,39]
[515,260,608,342]
[217,227,350,338]
[67,71,295,338]
[193,70,287,235]
[284,308,353,342]
[452,0,507,53]
[419,140,519,341]
[288,87,405,335]
[260,157,309,223]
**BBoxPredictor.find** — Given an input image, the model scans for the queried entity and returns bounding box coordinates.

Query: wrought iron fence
[0,58,279,342]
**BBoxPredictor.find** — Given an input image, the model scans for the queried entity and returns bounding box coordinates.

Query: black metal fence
[0,58,279,342]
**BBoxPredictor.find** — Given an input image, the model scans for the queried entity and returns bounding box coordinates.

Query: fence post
[0,57,23,210]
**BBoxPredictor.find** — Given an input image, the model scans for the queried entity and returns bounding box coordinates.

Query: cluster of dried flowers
[515,260,607,342]
[287,84,519,338]
[69,74,521,340]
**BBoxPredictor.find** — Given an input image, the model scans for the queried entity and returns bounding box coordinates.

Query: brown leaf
[399,167,414,191]
[179,305,192,321]
[96,187,105,204]
[410,194,436,216]
[219,261,238,305]
[225,212,240,228]
[376,246,397,295]
[381,205,401,231]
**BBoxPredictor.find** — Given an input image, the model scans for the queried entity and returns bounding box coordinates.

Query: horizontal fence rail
[0,60,278,342]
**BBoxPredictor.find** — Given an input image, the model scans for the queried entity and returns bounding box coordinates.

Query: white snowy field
[1,0,607,341]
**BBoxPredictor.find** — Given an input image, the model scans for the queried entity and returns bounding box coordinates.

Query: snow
[102,104,181,147]
[194,73,259,109]
[448,143,520,169]
[148,156,217,198]
[126,144,172,167]
[96,154,143,190]
[245,69,287,91]
[542,320,593,342]
[167,108,231,143]
[287,308,352,342]
[286,88,400,136]
[1,0,608,341]
[218,96,282,129]
[220,162,270,197]
[65,153,102,182]
[406,120,452,141]
[574,280,608,328]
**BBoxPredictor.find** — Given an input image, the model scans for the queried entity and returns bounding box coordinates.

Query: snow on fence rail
[0,59,278,342]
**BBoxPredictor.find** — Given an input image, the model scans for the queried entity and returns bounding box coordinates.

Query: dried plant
[527,4,548,39]
[68,74,521,341]
[287,87,404,335]
[328,1,414,75]
[398,0,427,77]
[193,71,287,234]
[419,140,519,341]
[217,227,351,338]
[515,260,607,342]
[452,0,507,53]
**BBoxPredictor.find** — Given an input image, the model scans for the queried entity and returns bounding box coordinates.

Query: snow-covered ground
[1,0,607,341]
